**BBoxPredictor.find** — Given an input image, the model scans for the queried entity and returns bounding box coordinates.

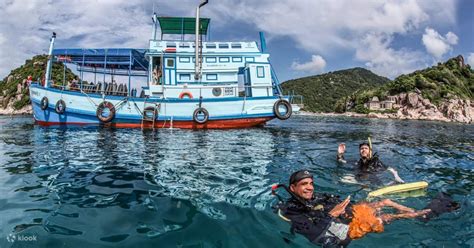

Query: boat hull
[29,84,283,129]
[34,117,272,129]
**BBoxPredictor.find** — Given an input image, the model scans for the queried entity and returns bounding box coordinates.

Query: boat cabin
[145,16,277,99]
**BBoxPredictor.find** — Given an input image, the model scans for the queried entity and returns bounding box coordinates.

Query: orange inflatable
[348,203,384,239]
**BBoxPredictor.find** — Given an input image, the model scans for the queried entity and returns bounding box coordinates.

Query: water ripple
[0,115,472,247]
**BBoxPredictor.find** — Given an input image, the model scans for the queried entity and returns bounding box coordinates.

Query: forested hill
[0,55,76,110]
[339,55,474,112]
[281,67,391,112]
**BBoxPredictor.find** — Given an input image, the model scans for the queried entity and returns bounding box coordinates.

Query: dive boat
[28,1,293,129]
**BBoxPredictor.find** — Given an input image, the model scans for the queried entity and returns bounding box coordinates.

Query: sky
[0,0,473,82]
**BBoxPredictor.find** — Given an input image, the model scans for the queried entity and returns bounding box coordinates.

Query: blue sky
[0,0,473,82]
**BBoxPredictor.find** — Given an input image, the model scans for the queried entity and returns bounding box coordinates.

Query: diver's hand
[394,175,405,184]
[338,143,346,154]
[329,196,350,218]
[337,143,347,163]
[388,168,405,183]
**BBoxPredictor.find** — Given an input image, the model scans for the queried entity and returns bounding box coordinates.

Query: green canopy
[158,17,210,35]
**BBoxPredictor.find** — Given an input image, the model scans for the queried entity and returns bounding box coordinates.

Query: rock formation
[387,93,472,123]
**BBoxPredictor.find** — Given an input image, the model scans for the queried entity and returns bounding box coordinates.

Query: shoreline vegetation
[283,55,473,124]
[1,56,472,124]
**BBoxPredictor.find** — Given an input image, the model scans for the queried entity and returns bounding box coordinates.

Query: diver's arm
[337,143,347,163]
[387,167,405,183]
[329,196,350,217]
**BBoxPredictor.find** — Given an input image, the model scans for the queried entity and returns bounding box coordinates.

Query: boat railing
[45,82,286,99]
[289,94,304,105]
[162,84,277,98]
[50,82,143,97]
[284,90,304,108]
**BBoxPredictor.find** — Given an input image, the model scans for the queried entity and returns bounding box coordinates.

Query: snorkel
[368,137,373,159]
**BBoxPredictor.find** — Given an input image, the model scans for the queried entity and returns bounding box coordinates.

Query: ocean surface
[0,115,472,247]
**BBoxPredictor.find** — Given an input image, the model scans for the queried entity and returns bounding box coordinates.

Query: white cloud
[291,55,326,73]
[0,0,459,79]
[422,28,458,59]
[355,33,427,77]
[207,0,433,52]
[445,32,459,45]
[205,0,455,77]
[0,0,151,79]
[467,53,474,67]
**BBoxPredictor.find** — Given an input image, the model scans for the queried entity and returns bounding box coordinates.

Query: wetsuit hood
[289,170,313,185]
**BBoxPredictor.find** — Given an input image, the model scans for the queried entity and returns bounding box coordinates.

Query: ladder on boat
[141,98,160,130]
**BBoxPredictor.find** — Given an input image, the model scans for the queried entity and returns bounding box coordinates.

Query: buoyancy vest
[275,193,352,247]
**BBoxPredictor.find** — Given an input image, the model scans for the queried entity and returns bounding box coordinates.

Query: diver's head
[359,142,371,159]
[289,170,314,200]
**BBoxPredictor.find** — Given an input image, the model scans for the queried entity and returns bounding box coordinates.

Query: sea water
[0,115,472,247]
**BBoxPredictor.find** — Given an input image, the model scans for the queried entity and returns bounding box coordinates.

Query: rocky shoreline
[297,93,473,124]
[0,102,31,115]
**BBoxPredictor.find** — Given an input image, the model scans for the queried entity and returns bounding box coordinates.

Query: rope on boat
[113,97,128,111]
[132,99,144,116]
[80,90,99,107]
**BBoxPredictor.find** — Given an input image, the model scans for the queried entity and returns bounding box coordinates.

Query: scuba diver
[272,170,459,247]
[337,142,405,184]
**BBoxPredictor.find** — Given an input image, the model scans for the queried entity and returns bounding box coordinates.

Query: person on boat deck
[275,170,436,247]
[152,66,162,84]
[337,142,404,184]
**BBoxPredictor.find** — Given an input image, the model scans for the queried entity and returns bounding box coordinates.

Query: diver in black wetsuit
[273,170,460,247]
[337,142,405,184]
[273,170,353,247]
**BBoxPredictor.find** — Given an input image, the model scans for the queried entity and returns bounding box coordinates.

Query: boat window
[179,43,190,48]
[179,57,190,63]
[166,42,177,48]
[245,57,255,62]
[257,66,265,78]
[231,43,242,49]
[219,57,230,63]
[206,57,217,63]
[179,74,191,81]
[218,43,229,49]
[166,58,175,68]
[206,43,216,49]
[232,57,242,62]
[206,74,218,80]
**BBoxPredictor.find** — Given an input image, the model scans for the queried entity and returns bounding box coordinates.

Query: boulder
[457,55,465,68]
[33,61,44,66]
[398,93,407,105]
[439,98,473,123]
[367,113,388,119]
[422,99,431,106]
[7,75,13,84]
[407,93,419,107]
[16,83,23,94]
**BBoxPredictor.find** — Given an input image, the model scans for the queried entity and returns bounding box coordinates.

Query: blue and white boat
[28,1,293,129]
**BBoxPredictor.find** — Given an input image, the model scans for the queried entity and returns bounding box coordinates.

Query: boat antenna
[194,0,209,81]
[151,3,158,40]
[44,32,57,88]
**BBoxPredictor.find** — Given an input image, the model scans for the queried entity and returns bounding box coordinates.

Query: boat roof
[52,48,148,71]
[158,17,210,35]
